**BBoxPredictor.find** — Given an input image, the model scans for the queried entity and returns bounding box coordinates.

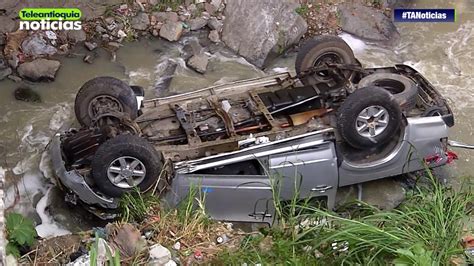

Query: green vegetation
[295,5,310,16]
[218,170,473,264]
[152,0,185,12]
[119,188,160,223]
[5,212,37,258]
[89,233,121,266]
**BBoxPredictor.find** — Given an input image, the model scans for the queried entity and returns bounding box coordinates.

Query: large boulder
[222,0,307,68]
[338,3,400,42]
[17,59,61,81]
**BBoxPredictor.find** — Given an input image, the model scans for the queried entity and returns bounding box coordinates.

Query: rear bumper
[51,134,119,209]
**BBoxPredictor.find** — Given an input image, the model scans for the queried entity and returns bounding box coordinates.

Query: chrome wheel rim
[107,156,146,188]
[355,106,389,138]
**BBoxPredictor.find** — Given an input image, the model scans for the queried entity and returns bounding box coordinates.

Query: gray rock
[210,0,223,9]
[181,39,203,60]
[83,54,95,64]
[21,34,57,57]
[154,59,177,93]
[207,17,223,31]
[187,53,209,74]
[152,11,179,23]
[188,17,208,30]
[205,2,217,14]
[338,3,400,42]
[84,41,98,51]
[187,4,198,15]
[66,29,87,43]
[222,0,307,68]
[8,56,19,69]
[7,75,21,82]
[159,21,183,41]
[14,86,41,102]
[131,12,150,30]
[17,59,61,81]
[0,67,12,80]
[149,244,171,265]
[107,41,121,49]
[0,57,7,69]
[96,24,107,33]
[208,30,220,43]
[0,16,16,34]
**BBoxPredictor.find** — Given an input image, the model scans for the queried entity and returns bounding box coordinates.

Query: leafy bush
[5,212,37,257]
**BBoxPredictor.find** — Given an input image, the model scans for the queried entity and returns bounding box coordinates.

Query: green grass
[152,0,185,12]
[295,5,310,16]
[218,169,473,264]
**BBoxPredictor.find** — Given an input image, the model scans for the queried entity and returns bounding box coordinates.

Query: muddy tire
[295,35,356,85]
[75,77,138,127]
[91,135,163,197]
[358,73,418,112]
[337,86,402,149]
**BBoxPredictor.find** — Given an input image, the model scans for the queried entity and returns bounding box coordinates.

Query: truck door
[268,141,338,208]
[171,158,275,224]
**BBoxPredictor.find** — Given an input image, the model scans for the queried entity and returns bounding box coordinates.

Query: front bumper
[51,133,119,209]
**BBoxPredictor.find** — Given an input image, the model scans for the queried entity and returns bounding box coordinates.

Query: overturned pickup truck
[52,36,457,222]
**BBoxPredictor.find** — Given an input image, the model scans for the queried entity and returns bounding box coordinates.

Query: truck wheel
[358,73,418,112]
[91,135,163,197]
[337,86,402,149]
[75,77,138,127]
[295,35,356,85]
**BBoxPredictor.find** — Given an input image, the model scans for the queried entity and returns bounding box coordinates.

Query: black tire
[91,135,163,197]
[337,86,402,149]
[295,35,356,85]
[75,77,138,127]
[422,106,444,117]
[358,73,418,112]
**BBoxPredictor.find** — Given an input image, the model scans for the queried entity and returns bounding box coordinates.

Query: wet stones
[84,41,98,51]
[0,57,12,80]
[338,3,400,42]
[159,21,183,41]
[17,59,61,81]
[208,30,220,43]
[222,0,307,68]
[66,29,87,43]
[188,17,208,31]
[14,86,42,103]
[131,12,150,30]
[187,53,209,74]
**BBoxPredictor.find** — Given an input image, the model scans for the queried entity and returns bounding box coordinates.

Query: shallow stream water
[0,0,472,235]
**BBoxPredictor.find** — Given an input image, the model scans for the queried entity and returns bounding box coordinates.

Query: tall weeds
[219,168,473,264]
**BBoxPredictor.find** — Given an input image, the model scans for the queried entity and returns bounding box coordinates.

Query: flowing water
[0,0,473,235]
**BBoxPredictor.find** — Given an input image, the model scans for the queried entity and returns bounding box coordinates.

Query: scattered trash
[194,249,203,260]
[172,241,181,250]
[84,42,98,51]
[216,234,229,244]
[149,244,172,265]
